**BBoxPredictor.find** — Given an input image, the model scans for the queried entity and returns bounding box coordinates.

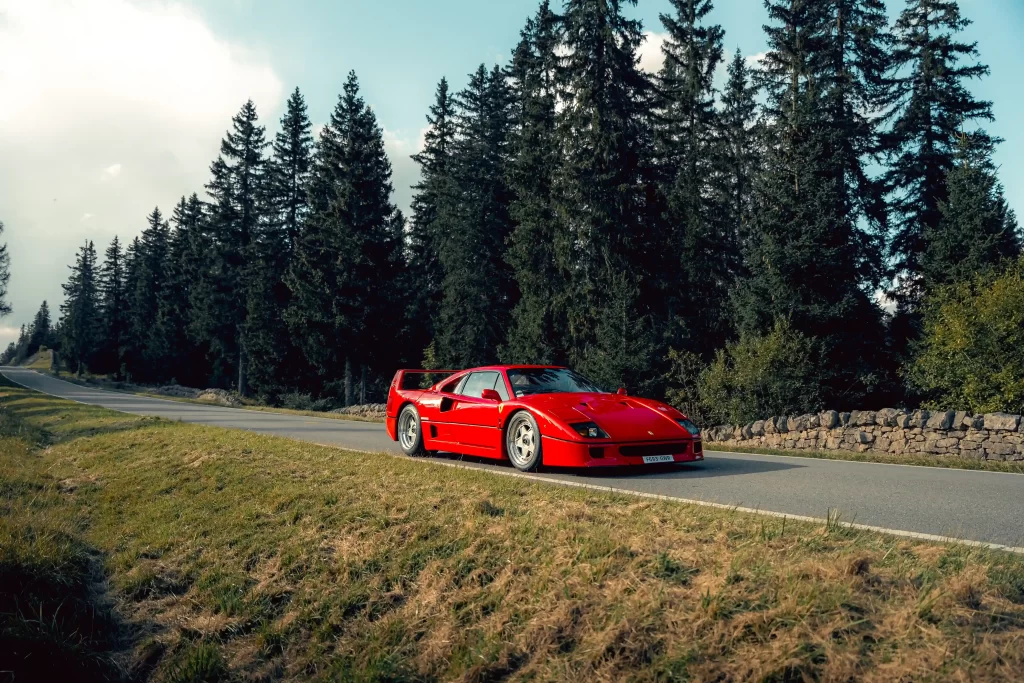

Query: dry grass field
[2,377,1024,681]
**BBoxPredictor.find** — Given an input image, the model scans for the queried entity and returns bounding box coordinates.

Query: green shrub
[697,319,823,425]
[909,257,1024,413]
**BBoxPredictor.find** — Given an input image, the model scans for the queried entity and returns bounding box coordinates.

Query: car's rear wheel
[397,405,425,456]
[506,411,542,472]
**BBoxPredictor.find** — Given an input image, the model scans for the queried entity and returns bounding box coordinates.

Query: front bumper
[540,436,703,468]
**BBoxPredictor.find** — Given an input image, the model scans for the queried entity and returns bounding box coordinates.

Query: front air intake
[619,443,688,458]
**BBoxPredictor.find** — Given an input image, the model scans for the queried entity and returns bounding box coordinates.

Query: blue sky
[0,0,1021,347]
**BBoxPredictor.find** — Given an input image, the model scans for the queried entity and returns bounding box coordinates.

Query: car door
[451,371,505,453]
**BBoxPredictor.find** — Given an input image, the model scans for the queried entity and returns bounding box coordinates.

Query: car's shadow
[427,452,803,479]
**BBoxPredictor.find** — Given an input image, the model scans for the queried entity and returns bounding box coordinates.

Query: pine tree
[60,241,101,374]
[503,1,566,365]
[28,301,52,354]
[715,49,760,257]
[268,88,314,251]
[434,64,516,369]
[407,78,457,363]
[193,101,268,393]
[656,0,731,359]
[287,72,401,402]
[922,135,1022,289]
[735,0,887,406]
[128,207,172,382]
[554,0,659,390]
[885,0,994,304]
[0,220,10,318]
[97,236,127,377]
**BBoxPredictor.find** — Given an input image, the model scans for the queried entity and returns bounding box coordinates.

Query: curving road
[3,367,1023,551]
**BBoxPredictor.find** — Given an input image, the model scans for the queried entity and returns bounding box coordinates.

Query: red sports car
[385,365,704,471]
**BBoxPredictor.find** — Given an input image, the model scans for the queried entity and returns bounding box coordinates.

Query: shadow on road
[423,451,803,479]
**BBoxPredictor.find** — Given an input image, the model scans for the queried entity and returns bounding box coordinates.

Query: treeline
[8,0,1022,418]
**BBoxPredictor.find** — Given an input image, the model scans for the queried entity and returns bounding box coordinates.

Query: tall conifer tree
[288,72,401,402]
[922,136,1021,289]
[504,1,565,364]
[555,0,659,390]
[408,78,457,362]
[434,65,516,369]
[60,241,101,374]
[97,236,127,376]
[885,0,994,304]
[656,0,730,359]
[0,221,10,318]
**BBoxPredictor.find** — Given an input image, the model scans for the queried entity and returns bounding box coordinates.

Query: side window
[460,372,500,398]
[441,375,469,394]
[494,373,511,401]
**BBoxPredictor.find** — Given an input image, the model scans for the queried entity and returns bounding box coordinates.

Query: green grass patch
[709,442,1024,474]
[2,377,1024,681]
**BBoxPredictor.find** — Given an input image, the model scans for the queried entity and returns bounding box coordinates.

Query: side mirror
[481,389,502,402]
[616,387,628,396]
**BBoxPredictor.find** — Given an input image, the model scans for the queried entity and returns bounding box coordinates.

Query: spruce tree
[656,0,731,359]
[554,0,659,390]
[193,101,268,393]
[408,78,457,363]
[503,1,566,365]
[715,49,760,256]
[885,0,994,304]
[735,0,886,407]
[287,72,401,402]
[129,207,172,381]
[434,64,516,369]
[60,241,101,374]
[28,301,52,353]
[922,135,1022,289]
[97,236,127,377]
[0,220,9,318]
[268,88,314,251]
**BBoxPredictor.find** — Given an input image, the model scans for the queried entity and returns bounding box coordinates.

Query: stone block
[953,411,969,431]
[926,410,955,430]
[751,420,765,437]
[876,408,900,427]
[819,410,839,429]
[874,436,891,452]
[741,424,753,440]
[984,413,1021,432]
[840,412,852,426]
[855,431,873,444]
[909,410,929,429]
[894,412,911,428]
[963,414,984,430]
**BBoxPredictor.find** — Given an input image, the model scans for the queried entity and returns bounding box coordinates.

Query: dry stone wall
[704,409,1024,461]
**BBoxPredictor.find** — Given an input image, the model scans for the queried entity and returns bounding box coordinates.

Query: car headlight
[570,422,609,439]
[677,419,701,436]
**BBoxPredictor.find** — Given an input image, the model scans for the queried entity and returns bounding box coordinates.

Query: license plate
[643,455,675,464]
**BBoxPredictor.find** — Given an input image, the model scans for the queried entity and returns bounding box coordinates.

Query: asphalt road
[4,367,1024,551]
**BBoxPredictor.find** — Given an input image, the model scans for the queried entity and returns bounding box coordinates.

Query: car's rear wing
[391,369,461,391]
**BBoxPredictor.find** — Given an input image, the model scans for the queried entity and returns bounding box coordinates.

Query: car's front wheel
[397,404,425,456]
[506,411,542,472]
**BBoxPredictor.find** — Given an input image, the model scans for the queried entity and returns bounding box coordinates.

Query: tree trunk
[238,345,247,397]
[360,365,367,404]
[344,357,353,407]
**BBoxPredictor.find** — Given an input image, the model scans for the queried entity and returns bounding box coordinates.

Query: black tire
[505,411,542,472]
[397,404,425,456]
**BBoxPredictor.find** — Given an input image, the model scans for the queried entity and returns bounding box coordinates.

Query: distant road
[4,367,1023,551]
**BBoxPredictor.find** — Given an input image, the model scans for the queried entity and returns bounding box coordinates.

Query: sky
[1,0,1022,349]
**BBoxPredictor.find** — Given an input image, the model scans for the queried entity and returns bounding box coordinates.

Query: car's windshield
[506,368,605,397]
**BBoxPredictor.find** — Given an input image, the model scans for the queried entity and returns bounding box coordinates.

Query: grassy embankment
[2,377,1024,681]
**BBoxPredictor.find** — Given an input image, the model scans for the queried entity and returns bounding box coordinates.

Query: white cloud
[746,51,768,68]
[639,31,668,75]
[0,0,283,331]
[0,326,20,350]
[81,213,95,223]
[381,127,428,220]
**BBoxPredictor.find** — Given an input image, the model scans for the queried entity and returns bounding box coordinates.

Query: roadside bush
[909,257,1024,413]
[698,319,823,425]
[279,392,335,413]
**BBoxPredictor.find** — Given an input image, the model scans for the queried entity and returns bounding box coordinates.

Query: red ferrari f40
[386,366,704,471]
